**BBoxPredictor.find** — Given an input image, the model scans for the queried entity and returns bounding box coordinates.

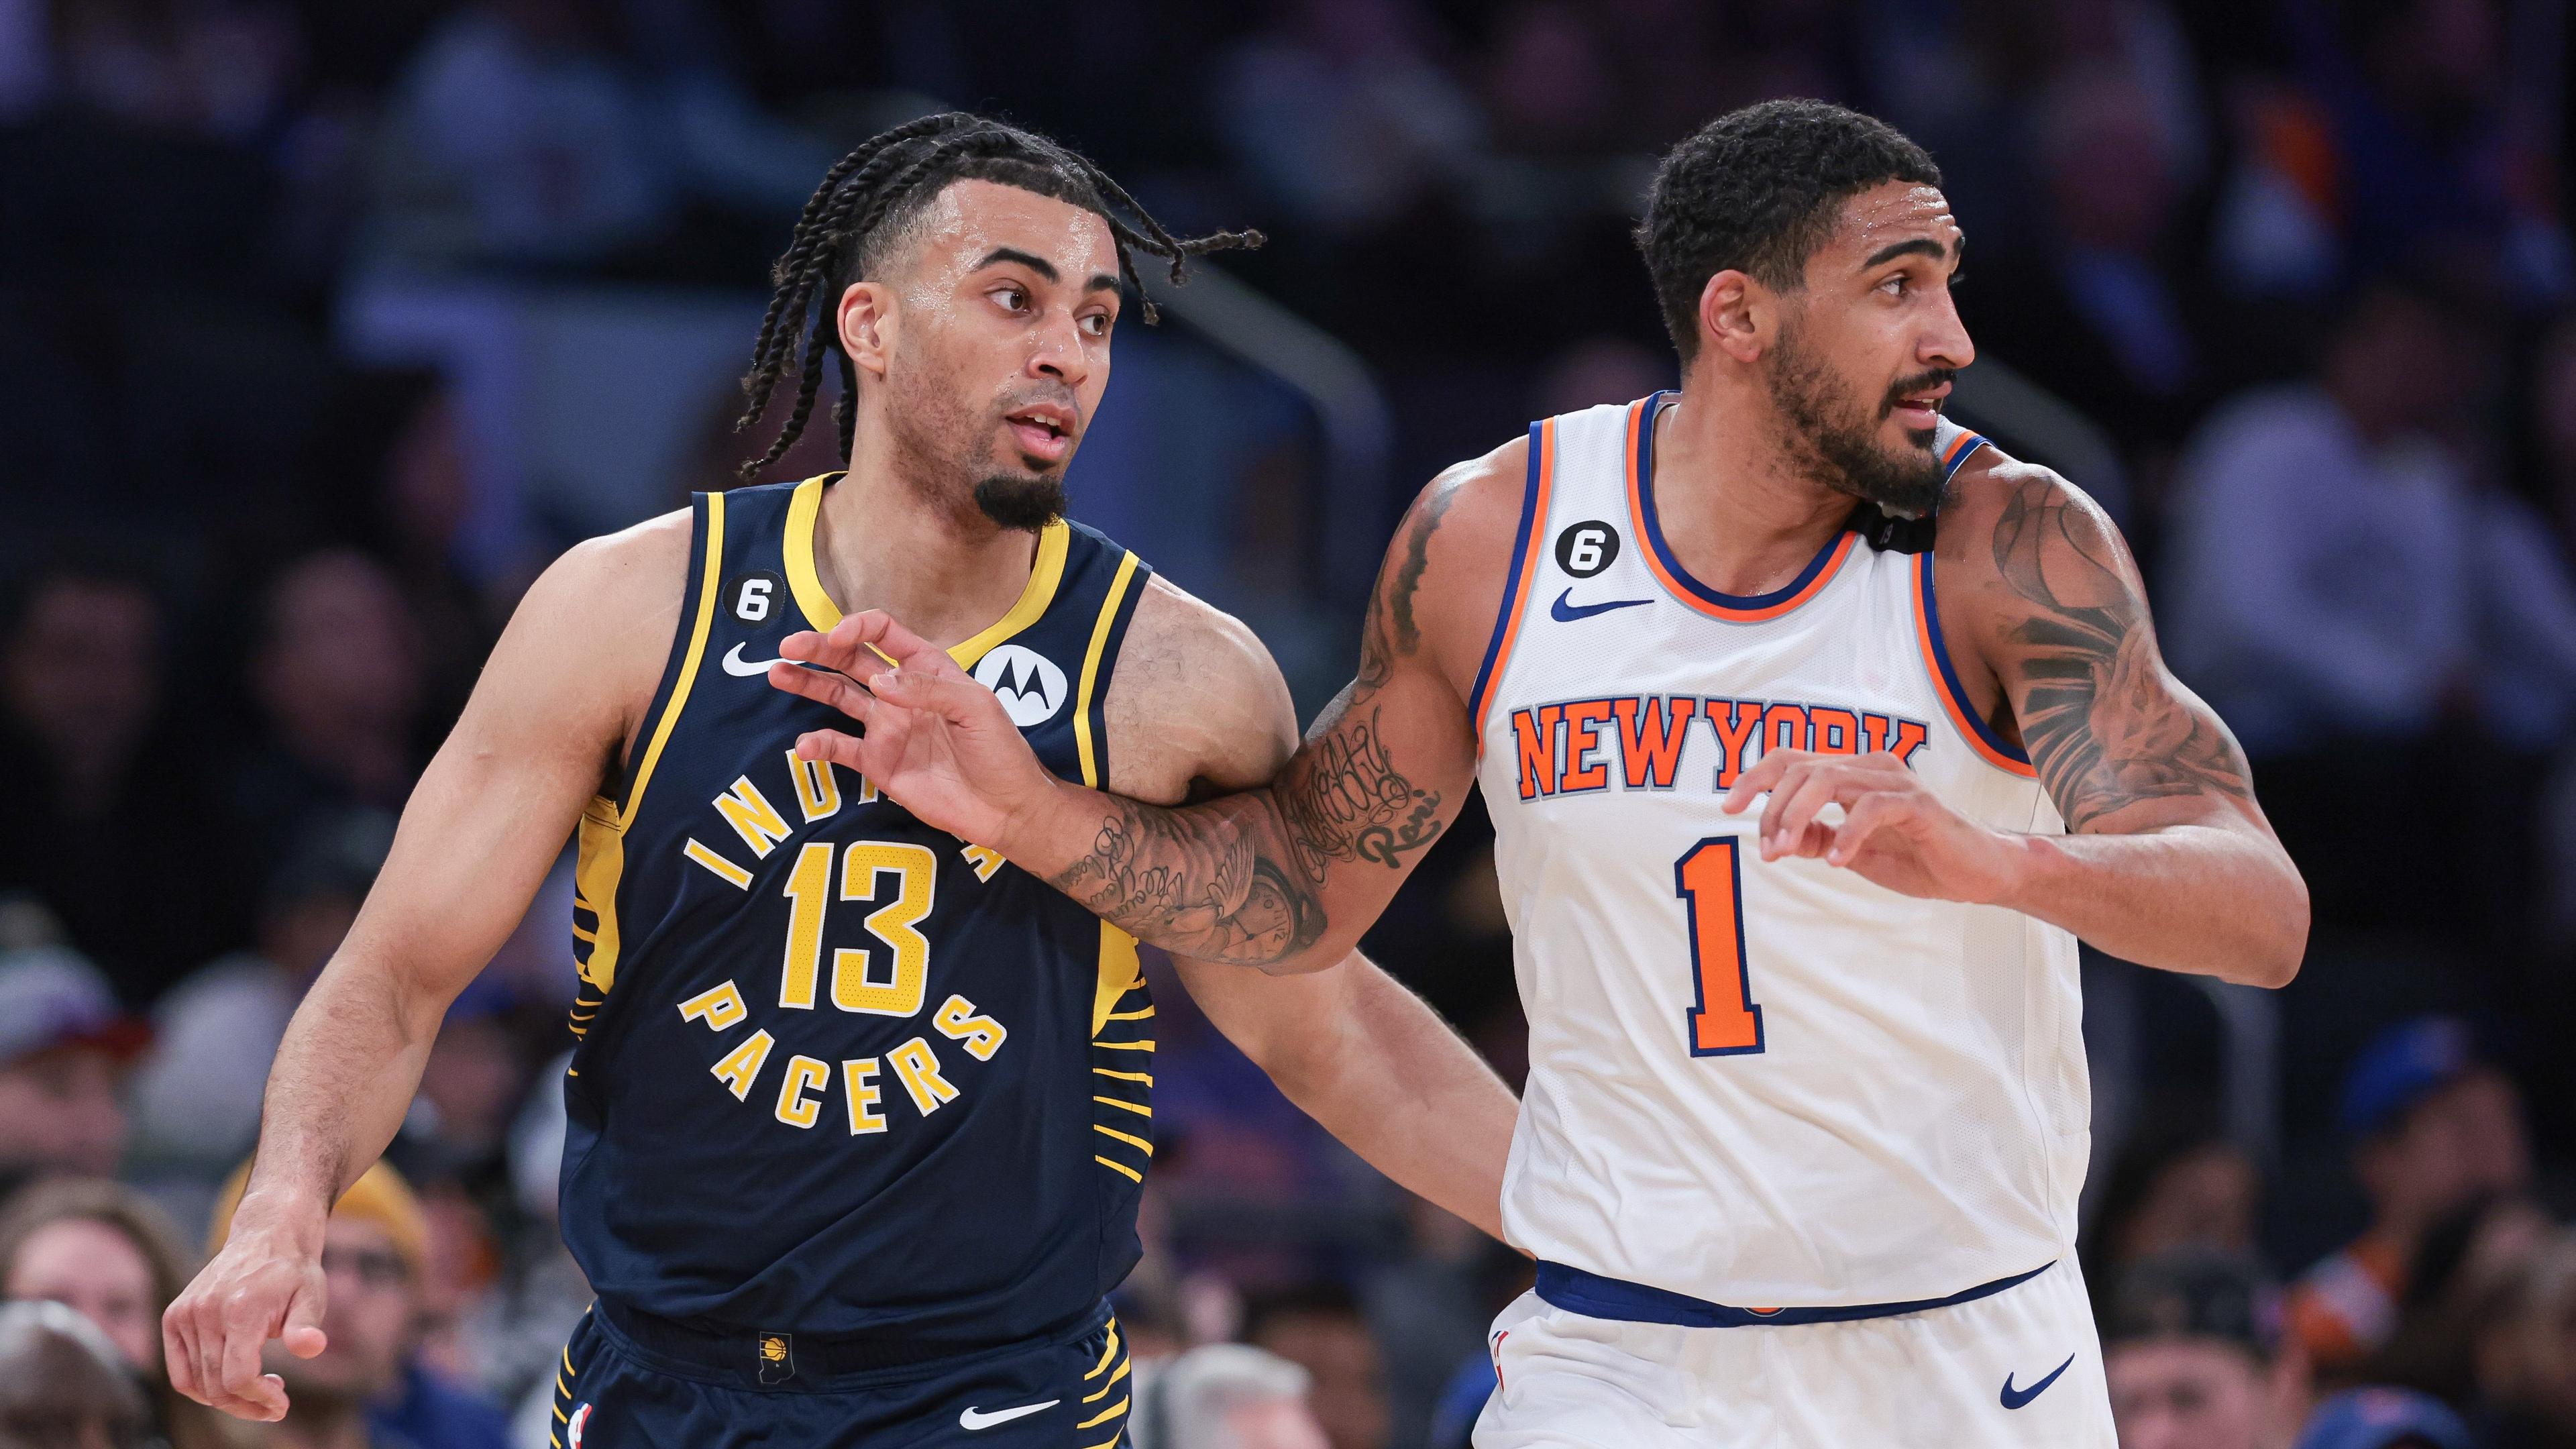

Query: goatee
[975,472,1067,531]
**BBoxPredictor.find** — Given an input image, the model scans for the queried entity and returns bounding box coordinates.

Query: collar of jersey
[783,472,1071,669]
[1625,390,1857,623]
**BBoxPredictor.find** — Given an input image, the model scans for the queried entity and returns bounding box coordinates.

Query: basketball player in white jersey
[768,100,2309,1446]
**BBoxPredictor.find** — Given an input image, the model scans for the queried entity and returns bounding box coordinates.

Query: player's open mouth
[1889,381,1949,428]
[1006,406,1075,463]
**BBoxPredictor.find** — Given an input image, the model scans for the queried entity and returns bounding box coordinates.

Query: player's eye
[1879,274,1909,297]
[1080,313,1110,337]
[994,285,1028,312]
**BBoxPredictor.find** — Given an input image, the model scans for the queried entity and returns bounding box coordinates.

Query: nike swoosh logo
[1549,588,1652,623]
[1999,1352,2076,1409]
[722,642,806,677]
[959,1401,1058,1430]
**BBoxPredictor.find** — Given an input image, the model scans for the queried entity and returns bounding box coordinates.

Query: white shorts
[1473,1261,2114,1448]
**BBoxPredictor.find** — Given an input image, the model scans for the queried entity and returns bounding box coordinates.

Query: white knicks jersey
[1470,393,2088,1309]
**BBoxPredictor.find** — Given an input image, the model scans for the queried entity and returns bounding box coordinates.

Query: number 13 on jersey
[1677,838,1766,1057]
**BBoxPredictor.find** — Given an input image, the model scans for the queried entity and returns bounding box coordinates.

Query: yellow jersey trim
[1073,550,1141,790]
[782,474,1071,669]
[621,491,727,830]
[1092,920,1142,1036]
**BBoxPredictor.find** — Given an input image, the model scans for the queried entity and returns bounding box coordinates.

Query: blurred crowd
[3,1,2576,1447]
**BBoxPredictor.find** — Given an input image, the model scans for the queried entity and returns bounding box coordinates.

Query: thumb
[280,1280,328,1360]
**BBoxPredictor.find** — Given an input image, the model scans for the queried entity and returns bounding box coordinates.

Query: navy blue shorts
[547,1302,1133,1448]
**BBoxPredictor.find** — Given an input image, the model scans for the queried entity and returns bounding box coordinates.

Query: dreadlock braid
[735,112,1264,477]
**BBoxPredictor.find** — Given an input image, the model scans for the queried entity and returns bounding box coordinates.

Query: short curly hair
[1637,99,1943,364]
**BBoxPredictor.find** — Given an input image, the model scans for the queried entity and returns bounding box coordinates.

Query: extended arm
[1726,464,2307,985]
[775,450,1521,974]
[1175,951,1517,1239]
[164,521,682,1420]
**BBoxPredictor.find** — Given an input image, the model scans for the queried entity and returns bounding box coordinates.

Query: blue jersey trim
[1534,1259,2053,1328]
[1915,547,2033,767]
[1631,390,1847,612]
[1465,421,1546,729]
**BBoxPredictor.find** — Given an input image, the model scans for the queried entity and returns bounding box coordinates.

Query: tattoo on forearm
[1279,706,1445,871]
[1992,480,2254,832]
[1047,479,1460,965]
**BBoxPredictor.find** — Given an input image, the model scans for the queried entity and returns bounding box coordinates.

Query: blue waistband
[1534,1259,2054,1328]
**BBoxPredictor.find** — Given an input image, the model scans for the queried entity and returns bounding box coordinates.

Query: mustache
[1881,368,1955,418]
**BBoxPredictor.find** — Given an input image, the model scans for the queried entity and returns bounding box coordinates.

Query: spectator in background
[2471,1231,2576,1448]
[2367,1193,2557,1405]
[0,947,146,1195]
[0,566,239,1002]
[1134,1344,1331,1449]
[2156,282,2576,926]
[1968,62,2206,463]
[2104,1250,2311,1449]
[2088,1122,2265,1289]
[0,1299,150,1449]
[206,1159,508,1449]
[2295,1387,2477,1449]
[127,815,388,1175]
[2311,0,2569,304]
[1244,1283,1390,1449]
[2163,281,2486,762]
[2288,1018,2531,1382]
[1212,0,1484,238]
[0,1177,229,1449]
[232,550,425,883]
[366,0,822,276]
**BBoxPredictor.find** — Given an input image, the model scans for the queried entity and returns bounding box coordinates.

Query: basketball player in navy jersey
[774,101,2310,1446]
[166,115,1519,1446]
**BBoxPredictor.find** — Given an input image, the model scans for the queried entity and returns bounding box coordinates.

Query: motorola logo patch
[973,644,1069,728]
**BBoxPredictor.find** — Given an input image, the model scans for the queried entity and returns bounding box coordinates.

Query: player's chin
[1882,412,1939,453]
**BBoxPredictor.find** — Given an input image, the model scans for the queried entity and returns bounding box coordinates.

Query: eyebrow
[1862,237,1961,269]
[974,248,1121,294]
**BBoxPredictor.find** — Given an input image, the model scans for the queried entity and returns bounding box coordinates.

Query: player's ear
[838,280,896,382]
[1698,269,1768,365]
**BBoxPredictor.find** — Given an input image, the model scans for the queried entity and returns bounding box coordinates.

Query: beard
[1766,321,1949,518]
[883,364,1073,533]
[974,472,1067,531]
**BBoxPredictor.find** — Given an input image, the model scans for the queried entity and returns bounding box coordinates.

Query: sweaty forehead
[1829,181,1964,264]
[898,178,1118,283]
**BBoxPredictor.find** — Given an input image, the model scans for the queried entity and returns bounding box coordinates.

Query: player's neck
[810,443,1044,651]
[1650,378,1858,595]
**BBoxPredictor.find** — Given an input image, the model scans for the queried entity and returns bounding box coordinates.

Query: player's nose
[1923,288,1974,372]
[1026,309,1091,386]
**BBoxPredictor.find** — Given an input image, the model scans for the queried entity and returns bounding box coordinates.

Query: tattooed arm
[1728,454,2306,985]
[1944,458,2308,983]
[771,442,1525,974]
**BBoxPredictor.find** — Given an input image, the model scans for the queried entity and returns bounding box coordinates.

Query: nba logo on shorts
[566,1403,592,1447]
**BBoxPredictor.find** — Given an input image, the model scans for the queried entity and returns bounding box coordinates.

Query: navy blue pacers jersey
[558,474,1157,1346]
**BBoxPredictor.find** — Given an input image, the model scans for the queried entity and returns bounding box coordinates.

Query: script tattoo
[1046,478,1460,967]
[1992,478,2254,832]
[1280,706,1444,873]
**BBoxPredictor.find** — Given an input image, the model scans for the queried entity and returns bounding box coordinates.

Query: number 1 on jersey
[1677,838,1766,1056]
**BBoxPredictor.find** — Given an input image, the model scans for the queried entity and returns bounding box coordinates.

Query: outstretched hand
[767,610,1060,851]
[1720,748,2019,904]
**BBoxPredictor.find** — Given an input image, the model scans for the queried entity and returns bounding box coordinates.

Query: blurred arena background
[1,1,2574,1446]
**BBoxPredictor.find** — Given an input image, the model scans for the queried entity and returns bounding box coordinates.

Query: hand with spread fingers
[767,609,1061,850]
[1721,747,2019,904]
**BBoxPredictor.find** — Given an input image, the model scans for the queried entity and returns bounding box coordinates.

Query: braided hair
[736,113,1263,476]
